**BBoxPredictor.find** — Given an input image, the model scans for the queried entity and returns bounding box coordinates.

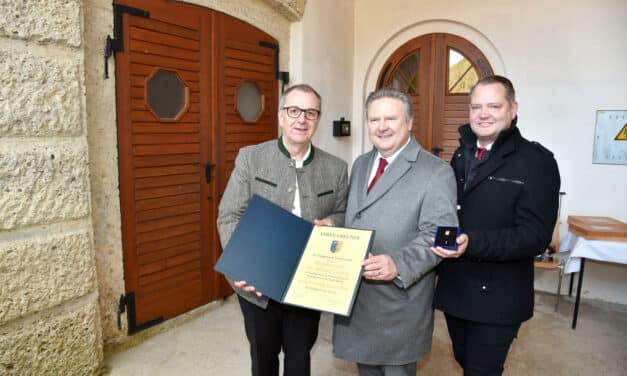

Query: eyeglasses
[281,106,321,121]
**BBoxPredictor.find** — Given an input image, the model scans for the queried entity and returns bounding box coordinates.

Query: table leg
[555,266,563,312]
[572,258,585,329]
[568,273,574,296]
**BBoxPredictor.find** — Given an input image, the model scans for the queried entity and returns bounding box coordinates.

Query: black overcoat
[433,119,561,324]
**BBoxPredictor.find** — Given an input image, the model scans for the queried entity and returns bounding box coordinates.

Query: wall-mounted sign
[592,110,627,165]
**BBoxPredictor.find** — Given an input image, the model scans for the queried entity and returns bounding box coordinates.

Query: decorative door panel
[378,33,493,161]
[217,15,279,190]
[114,0,277,333]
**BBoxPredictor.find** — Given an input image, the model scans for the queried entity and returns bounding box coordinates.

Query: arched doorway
[114,0,279,333]
[377,33,493,161]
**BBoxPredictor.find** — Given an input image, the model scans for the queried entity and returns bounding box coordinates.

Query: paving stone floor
[105,292,627,375]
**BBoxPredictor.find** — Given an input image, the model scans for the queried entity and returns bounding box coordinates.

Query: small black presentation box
[433,226,461,250]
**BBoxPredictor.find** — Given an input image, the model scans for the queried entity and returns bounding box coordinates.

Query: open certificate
[283,226,373,315]
[215,194,374,316]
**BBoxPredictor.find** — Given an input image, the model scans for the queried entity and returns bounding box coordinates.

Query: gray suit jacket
[333,138,457,365]
[217,138,348,308]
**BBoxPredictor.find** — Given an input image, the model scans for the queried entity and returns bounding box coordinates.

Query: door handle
[431,147,443,156]
[205,163,216,183]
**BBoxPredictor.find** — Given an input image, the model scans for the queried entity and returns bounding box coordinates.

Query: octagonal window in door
[146,69,189,120]
[236,81,264,123]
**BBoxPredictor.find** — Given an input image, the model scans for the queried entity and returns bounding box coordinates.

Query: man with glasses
[432,75,560,375]
[217,84,348,376]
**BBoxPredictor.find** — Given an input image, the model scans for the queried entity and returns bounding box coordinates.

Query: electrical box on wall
[333,117,351,137]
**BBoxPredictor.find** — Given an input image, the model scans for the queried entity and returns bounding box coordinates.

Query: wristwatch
[394,273,404,288]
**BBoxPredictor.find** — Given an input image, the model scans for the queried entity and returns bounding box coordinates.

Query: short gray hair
[365,87,413,121]
[278,84,322,111]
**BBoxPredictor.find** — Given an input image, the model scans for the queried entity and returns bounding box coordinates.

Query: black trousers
[238,296,320,376]
[444,314,521,376]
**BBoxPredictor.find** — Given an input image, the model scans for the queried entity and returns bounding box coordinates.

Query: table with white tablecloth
[560,231,627,328]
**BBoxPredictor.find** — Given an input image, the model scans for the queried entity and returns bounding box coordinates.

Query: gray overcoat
[333,138,457,365]
[217,138,348,308]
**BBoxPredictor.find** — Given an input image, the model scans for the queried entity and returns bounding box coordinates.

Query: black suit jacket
[434,119,561,325]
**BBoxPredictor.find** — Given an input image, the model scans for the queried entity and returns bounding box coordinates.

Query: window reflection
[391,51,419,95]
[147,69,188,120]
[448,49,478,93]
[236,81,263,122]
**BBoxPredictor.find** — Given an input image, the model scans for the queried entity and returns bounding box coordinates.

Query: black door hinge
[104,4,150,79]
[259,41,289,93]
[116,294,126,330]
[117,292,163,335]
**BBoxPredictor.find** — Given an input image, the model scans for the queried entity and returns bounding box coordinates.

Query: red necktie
[477,147,487,160]
[367,158,388,193]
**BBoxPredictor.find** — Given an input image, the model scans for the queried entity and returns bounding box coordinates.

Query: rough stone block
[0,297,103,375]
[0,230,95,325]
[0,49,83,137]
[260,0,306,21]
[0,142,90,230]
[0,0,82,47]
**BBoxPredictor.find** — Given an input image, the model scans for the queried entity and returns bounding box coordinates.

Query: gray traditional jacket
[217,138,348,308]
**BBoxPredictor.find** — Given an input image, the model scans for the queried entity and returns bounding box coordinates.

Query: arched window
[378,33,493,161]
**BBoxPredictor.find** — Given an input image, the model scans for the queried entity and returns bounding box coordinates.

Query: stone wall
[0,0,103,374]
[83,0,125,350]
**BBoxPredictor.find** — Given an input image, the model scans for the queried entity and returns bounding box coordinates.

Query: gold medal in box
[434,226,461,250]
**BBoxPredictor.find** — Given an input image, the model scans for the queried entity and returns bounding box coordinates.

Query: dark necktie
[476,147,487,161]
[367,158,388,193]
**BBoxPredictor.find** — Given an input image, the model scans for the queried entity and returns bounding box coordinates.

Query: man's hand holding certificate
[215,195,374,316]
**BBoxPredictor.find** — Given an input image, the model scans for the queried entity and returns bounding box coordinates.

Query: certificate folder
[215,194,312,302]
[215,194,374,316]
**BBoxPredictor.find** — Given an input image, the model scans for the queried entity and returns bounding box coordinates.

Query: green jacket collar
[277,137,315,166]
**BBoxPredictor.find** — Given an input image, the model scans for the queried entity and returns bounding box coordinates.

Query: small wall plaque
[333,117,351,137]
[592,110,627,165]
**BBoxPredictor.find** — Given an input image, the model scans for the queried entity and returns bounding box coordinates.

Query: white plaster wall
[348,0,627,304]
[290,0,354,163]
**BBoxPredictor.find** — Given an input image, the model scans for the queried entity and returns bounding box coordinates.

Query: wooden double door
[114,0,278,332]
[378,33,493,161]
